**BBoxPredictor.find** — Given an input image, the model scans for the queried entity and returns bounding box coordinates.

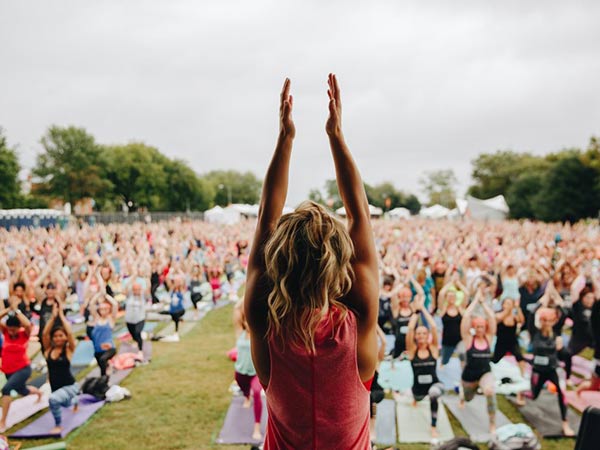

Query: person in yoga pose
[529,307,574,436]
[124,281,146,357]
[244,75,378,449]
[492,297,526,405]
[232,301,262,441]
[459,285,498,435]
[438,275,466,367]
[369,326,387,447]
[406,299,444,440]
[90,293,118,376]
[42,303,79,434]
[390,287,416,359]
[0,306,43,432]
[167,276,186,338]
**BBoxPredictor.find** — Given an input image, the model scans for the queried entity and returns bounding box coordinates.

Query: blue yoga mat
[377,360,413,391]
[437,357,462,391]
[71,341,95,367]
[10,394,104,439]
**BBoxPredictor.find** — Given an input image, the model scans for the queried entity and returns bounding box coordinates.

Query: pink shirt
[263,308,371,450]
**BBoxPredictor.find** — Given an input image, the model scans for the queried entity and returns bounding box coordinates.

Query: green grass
[12,305,581,449]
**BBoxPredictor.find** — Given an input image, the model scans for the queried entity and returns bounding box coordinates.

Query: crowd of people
[0,221,251,433]
[0,213,597,445]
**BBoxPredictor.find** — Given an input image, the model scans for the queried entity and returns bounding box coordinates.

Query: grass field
[13,304,579,449]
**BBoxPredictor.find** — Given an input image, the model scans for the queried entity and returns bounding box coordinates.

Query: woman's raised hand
[279,78,295,139]
[326,73,342,138]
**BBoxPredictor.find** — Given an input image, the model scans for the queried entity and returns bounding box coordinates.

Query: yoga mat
[396,395,454,443]
[119,340,153,361]
[215,395,267,445]
[23,442,67,450]
[1,384,51,431]
[10,394,104,439]
[511,390,580,438]
[377,360,413,391]
[437,357,462,391]
[71,340,96,367]
[492,359,530,395]
[572,356,594,378]
[374,398,396,446]
[444,395,512,442]
[565,390,600,413]
[27,341,41,359]
[156,321,196,340]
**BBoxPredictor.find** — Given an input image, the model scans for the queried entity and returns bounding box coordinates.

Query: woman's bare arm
[244,78,295,329]
[326,74,378,321]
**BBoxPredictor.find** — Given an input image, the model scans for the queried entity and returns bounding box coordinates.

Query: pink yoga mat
[565,390,600,413]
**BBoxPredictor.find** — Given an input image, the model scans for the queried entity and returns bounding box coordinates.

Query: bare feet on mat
[562,421,575,437]
[35,390,43,403]
[489,423,496,436]
[458,398,465,409]
[0,421,6,433]
[243,397,251,408]
[50,425,63,434]
[412,399,417,407]
[515,392,526,406]
[431,426,439,438]
[73,403,79,412]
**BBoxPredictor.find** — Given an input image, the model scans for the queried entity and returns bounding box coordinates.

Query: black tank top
[411,348,439,396]
[190,280,202,300]
[441,312,462,346]
[496,321,517,345]
[532,331,558,372]
[462,338,491,382]
[47,347,75,392]
[392,310,412,339]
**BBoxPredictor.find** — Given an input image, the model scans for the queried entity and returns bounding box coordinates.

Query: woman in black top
[492,297,526,405]
[389,287,415,359]
[406,301,443,440]
[459,286,497,435]
[530,307,574,437]
[42,304,78,434]
[437,278,466,367]
[568,286,596,356]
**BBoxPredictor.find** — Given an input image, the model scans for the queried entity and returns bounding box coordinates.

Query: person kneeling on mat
[406,299,444,440]
[0,306,43,432]
[43,303,79,434]
[459,285,497,435]
[529,307,574,437]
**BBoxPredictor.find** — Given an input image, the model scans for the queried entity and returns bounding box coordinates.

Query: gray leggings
[413,382,444,427]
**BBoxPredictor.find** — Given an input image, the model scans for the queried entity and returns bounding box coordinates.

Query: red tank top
[263,308,371,450]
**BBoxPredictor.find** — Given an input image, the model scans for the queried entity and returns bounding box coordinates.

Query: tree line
[0,126,261,211]
[1,125,598,221]
[468,137,600,222]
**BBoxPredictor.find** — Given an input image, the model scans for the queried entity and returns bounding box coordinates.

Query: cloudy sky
[1,0,599,205]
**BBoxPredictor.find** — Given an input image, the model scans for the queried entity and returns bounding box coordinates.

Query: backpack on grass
[81,375,110,400]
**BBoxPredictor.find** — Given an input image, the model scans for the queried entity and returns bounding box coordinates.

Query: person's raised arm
[481,300,497,338]
[244,78,295,331]
[420,307,439,350]
[460,296,479,342]
[326,74,378,320]
[406,313,419,356]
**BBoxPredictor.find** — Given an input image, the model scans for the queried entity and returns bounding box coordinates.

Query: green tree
[34,126,111,205]
[308,188,325,205]
[203,170,262,206]
[419,169,458,208]
[103,143,170,210]
[505,172,544,219]
[403,194,421,215]
[163,159,214,211]
[0,128,22,208]
[468,151,548,199]
[534,156,600,222]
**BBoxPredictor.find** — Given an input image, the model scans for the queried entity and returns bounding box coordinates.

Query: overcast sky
[1,0,599,205]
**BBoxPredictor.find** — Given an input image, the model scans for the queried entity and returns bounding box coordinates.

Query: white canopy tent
[203,205,241,225]
[419,204,450,219]
[466,195,509,220]
[335,204,383,217]
[387,207,411,219]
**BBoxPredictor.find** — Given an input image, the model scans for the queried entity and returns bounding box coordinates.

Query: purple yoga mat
[10,394,104,439]
[216,395,267,445]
